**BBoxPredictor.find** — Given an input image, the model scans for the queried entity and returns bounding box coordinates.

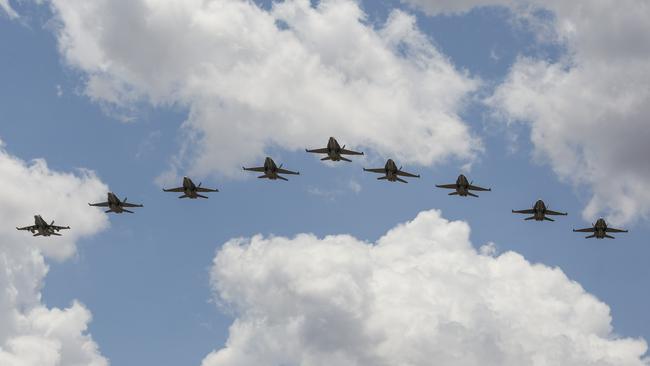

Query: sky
[1,0,649,365]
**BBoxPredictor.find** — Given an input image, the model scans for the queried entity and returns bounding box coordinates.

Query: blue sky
[1,1,649,365]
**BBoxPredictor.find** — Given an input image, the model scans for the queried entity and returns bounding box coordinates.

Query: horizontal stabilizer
[586,234,596,239]
[277,175,288,181]
[467,192,479,198]
[123,209,134,214]
[525,216,536,221]
[178,194,189,199]
[257,174,269,179]
[543,216,555,222]
[604,234,615,239]
[395,177,408,183]
[339,156,352,162]
[196,194,209,199]
[448,192,459,196]
[320,157,331,161]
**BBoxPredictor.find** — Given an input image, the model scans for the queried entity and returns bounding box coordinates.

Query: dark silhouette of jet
[573,218,628,239]
[306,137,364,162]
[163,177,218,199]
[16,215,70,236]
[89,192,143,213]
[512,200,567,221]
[363,159,419,183]
[243,157,299,181]
[436,174,491,197]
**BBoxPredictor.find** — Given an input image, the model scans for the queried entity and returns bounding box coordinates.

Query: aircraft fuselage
[531,200,548,221]
[592,218,609,239]
[264,157,280,179]
[454,174,470,196]
[326,137,344,161]
[384,159,399,181]
[107,192,126,213]
[182,177,200,199]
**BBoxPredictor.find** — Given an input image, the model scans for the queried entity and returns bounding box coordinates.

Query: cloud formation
[205,210,648,366]
[45,0,480,178]
[0,141,109,365]
[404,0,650,224]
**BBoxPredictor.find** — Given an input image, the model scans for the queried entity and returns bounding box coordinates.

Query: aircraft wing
[277,168,299,175]
[363,168,385,174]
[243,166,266,172]
[88,202,110,207]
[396,170,420,178]
[573,227,595,233]
[196,187,219,192]
[468,184,491,192]
[436,184,457,189]
[16,225,37,231]
[512,209,535,214]
[122,202,143,208]
[163,187,185,192]
[50,225,70,231]
[306,148,329,154]
[606,228,628,233]
[340,148,364,156]
[546,209,568,216]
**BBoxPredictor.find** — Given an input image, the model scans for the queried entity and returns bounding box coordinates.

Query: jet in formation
[363,159,420,183]
[573,218,628,239]
[16,215,70,236]
[163,177,218,199]
[89,192,143,213]
[243,157,300,181]
[436,174,491,197]
[306,137,364,162]
[512,200,567,221]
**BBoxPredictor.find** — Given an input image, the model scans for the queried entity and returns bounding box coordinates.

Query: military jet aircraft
[573,218,628,239]
[306,137,364,162]
[436,174,491,197]
[163,177,218,199]
[16,215,70,236]
[88,192,143,213]
[363,159,420,183]
[512,199,567,221]
[243,157,300,181]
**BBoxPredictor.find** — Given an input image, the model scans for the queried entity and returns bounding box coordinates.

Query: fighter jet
[306,137,364,162]
[243,157,300,181]
[573,218,628,239]
[363,159,420,183]
[88,192,143,213]
[16,215,70,236]
[436,174,491,197]
[163,177,218,199]
[512,199,567,221]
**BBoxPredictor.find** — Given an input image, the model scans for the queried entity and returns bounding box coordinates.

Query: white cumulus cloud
[0,141,109,366]
[403,0,650,225]
[44,0,480,178]
[205,210,648,366]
